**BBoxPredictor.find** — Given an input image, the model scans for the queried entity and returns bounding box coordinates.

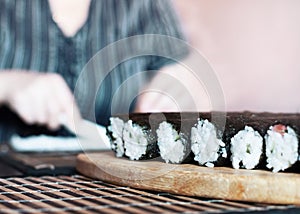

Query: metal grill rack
[0,175,298,213]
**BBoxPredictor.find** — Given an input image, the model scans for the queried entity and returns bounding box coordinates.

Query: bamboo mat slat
[0,175,298,214]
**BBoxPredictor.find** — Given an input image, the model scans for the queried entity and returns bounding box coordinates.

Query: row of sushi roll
[107,112,300,173]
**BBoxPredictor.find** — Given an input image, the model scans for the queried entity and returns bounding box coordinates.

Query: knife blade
[63,118,111,151]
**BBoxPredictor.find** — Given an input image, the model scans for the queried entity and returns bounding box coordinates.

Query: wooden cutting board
[76,151,300,205]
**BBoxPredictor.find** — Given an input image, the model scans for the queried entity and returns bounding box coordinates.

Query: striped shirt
[0,0,187,139]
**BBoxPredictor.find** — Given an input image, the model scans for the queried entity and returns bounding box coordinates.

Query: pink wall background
[172,0,300,112]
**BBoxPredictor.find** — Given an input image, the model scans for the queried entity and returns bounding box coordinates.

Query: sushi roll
[265,124,299,172]
[107,117,125,157]
[108,112,300,172]
[230,126,263,170]
[156,121,190,163]
[107,116,159,160]
[123,120,148,160]
[123,120,157,160]
[191,119,227,167]
[108,113,197,163]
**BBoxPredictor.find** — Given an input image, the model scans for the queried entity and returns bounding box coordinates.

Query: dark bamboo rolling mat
[0,175,298,213]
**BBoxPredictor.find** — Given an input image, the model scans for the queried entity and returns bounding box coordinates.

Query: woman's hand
[0,71,81,130]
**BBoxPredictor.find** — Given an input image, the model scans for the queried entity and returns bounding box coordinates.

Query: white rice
[265,125,298,172]
[191,119,227,167]
[156,121,187,163]
[108,117,125,157]
[230,126,263,169]
[123,120,148,160]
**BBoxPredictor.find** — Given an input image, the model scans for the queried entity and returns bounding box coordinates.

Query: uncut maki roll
[156,121,190,163]
[265,124,299,172]
[230,126,264,170]
[191,119,227,167]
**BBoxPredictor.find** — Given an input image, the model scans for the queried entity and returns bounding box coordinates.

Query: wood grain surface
[76,151,300,205]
